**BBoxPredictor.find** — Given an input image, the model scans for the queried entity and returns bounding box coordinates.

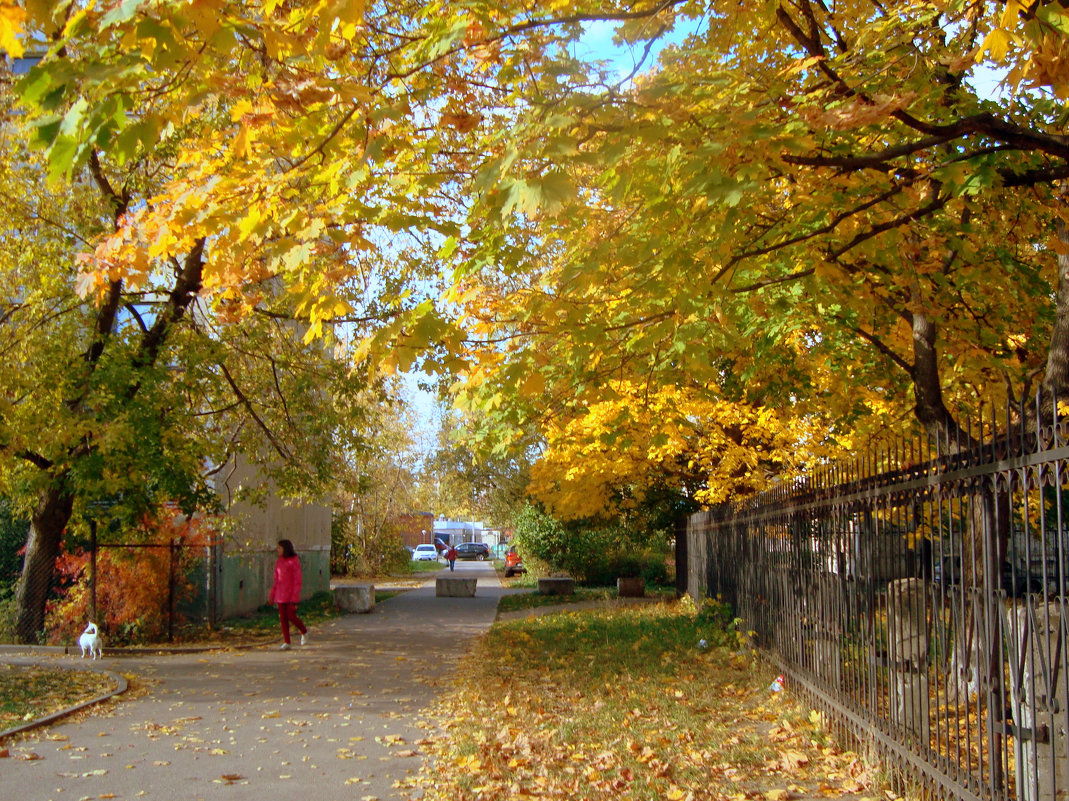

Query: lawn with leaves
[496,586,677,614]
[410,599,887,801]
[0,664,117,734]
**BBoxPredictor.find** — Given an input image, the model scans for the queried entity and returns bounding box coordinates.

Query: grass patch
[496,586,676,614]
[496,587,614,613]
[410,560,446,573]
[0,664,117,733]
[410,598,884,801]
[221,590,338,633]
[177,590,340,645]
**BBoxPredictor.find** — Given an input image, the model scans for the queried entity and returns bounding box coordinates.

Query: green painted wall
[214,547,330,619]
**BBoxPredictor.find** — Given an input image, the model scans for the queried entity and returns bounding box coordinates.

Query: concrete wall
[213,456,332,619]
[214,546,330,618]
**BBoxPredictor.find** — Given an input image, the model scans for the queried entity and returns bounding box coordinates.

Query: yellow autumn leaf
[1000,0,1023,28]
[0,3,25,57]
[233,123,249,159]
[977,27,1012,62]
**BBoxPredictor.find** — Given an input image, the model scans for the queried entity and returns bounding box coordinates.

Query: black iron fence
[686,406,1069,801]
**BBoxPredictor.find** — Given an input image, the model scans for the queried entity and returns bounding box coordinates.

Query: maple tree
[1,0,637,640]
[448,1,1069,524]
[0,71,372,643]
[417,405,536,527]
[331,385,427,576]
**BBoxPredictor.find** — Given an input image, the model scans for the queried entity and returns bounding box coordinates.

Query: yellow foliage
[0,2,24,57]
[529,381,846,520]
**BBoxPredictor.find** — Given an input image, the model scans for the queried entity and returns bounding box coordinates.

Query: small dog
[78,622,103,660]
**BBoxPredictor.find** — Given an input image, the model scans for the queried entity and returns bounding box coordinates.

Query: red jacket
[269,555,303,604]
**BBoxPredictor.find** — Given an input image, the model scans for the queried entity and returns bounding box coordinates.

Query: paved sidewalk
[1,560,507,801]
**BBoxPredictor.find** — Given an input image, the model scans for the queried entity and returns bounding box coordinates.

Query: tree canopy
[449,0,1069,518]
[2,1,1067,541]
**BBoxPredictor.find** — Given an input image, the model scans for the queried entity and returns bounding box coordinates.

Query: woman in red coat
[269,539,308,650]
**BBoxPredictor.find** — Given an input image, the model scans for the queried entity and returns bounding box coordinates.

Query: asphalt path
[1,559,506,801]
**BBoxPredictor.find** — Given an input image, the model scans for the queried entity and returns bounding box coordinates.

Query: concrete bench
[538,577,575,596]
[333,584,375,613]
[436,577,477,597]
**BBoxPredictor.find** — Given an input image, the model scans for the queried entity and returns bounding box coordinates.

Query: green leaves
[494,170,576,219]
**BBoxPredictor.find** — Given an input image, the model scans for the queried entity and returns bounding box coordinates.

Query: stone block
[334,584,375,613]
[436,577,477,597]
[538,577,575,596]
[617,577,646,597]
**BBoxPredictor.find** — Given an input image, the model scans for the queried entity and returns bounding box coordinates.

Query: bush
[331,513,411,577]
[0,586,15,643]
[512,504,672,586]
[0,499,26,595]
[582,550,671,587]
[45,512,217,646]
[512,504,613,582]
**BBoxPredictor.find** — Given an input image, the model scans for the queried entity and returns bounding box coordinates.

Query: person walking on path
[446,544,457,572]
[269,538,308,650]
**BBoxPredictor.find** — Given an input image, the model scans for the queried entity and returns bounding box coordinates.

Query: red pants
[278,603,307,643]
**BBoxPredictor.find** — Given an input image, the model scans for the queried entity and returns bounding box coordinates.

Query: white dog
[78,622,103,660]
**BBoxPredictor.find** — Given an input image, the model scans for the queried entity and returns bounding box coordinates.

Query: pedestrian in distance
[269,538,308,650]
[446,544,458,572]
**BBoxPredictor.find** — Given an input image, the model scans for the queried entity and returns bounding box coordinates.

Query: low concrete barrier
[538,577,575,596]
[334,584,375,613]
[436,577,477,597]
[616,577,645,598]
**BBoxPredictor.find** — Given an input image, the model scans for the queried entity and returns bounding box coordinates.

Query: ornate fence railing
[686,406,1069,801]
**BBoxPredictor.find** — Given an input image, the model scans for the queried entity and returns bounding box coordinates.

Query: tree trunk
[14,483,74,643]
[910,306,967,444]
[1042,218,1069,400]
[908,305,1008,708]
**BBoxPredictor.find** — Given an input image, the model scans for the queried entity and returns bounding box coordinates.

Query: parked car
[411,543,439,562]
[504,547,526,578]
[454,542,491,561]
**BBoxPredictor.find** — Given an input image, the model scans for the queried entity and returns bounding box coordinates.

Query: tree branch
[219,362,292,462]
[131,238,205,375]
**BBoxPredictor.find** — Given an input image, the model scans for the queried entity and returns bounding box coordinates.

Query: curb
[0,641,262,658]
[0,658,129,741]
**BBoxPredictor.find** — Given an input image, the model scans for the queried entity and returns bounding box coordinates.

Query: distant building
[431,518,507,550]
[396,511,435,549]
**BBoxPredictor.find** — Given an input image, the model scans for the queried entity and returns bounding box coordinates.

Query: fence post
[675,516,688,598]
[1006,600,1069,801]
[89,519,97,626]
[167,538,176,642]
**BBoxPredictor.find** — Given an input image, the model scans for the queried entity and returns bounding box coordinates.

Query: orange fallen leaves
[414,603,885,801]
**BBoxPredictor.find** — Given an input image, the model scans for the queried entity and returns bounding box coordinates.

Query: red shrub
[47,512,218,645]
